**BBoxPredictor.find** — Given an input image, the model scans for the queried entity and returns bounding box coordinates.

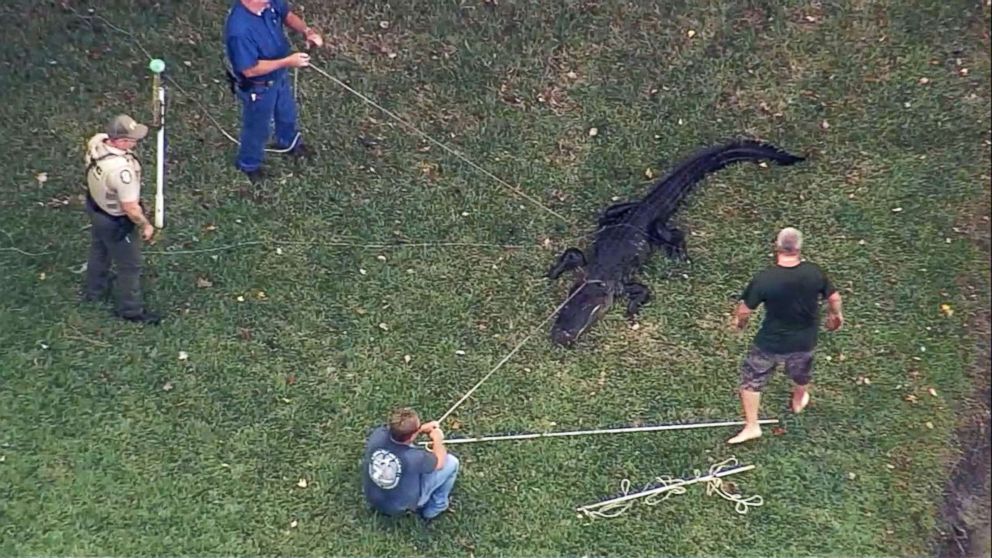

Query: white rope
[307,63,569,224]
[419,419,780,446]
[435,282,587,424]
[577,457,763,519]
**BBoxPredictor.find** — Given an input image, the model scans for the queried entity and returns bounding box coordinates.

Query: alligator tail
[645,140,805,217]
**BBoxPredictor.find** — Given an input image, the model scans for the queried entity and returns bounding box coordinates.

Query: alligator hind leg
[598,201,639,227]
[623,282,652,317]
[547,248,586,280]
[650,220,690,262]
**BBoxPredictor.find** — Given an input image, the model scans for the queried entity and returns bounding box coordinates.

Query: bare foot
[727,425,762,444]
[792,390,810,413]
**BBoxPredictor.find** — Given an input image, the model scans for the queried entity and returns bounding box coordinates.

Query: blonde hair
[388,407,421,441]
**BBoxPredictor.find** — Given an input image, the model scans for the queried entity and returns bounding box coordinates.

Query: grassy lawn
[1,0,989,555]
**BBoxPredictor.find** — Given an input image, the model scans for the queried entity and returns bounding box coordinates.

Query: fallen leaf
[886,464,896,470]
[928,388,938,397]
[256,291,266,299]
[772,427,786,436]
[178,351,189,361]
[297,478,308,488]
[940,304,953,317]
[630,323,640,330]
[905,394,918,403]
[925,421,934,429]
[286,374,297,385]
[566,71,578,79]
[238,328,252,340]
[204,224,217,232]
[196,277,213,288]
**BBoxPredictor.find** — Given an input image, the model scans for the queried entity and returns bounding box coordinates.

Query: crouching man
[361,407,459,522]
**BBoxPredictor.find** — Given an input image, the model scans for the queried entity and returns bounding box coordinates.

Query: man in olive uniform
[83,114,161,324]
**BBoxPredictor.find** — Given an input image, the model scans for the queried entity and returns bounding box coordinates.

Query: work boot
[117,310,162,325]
[245,168,268,184]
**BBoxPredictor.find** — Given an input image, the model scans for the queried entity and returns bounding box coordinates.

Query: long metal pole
[150,58,166,229]
[420,419,779,446]
[576,464,756,512]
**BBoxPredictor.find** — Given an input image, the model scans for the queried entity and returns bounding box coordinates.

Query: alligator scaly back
[638,140,805,222]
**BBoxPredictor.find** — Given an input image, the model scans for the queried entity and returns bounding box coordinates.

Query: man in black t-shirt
[727,228,844,444]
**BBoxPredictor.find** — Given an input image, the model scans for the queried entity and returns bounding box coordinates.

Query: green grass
[1,0,989,555]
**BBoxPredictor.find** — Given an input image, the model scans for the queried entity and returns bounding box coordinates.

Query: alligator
[547,140,805,347]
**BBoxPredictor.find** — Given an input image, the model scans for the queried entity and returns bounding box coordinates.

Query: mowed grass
[1,0,989,555]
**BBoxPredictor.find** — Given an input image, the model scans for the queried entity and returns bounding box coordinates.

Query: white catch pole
[420,419,779,446]
[149,58,166,229]
[576,464,755,513]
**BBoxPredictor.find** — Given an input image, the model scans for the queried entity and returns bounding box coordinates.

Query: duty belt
[224,67,278,93]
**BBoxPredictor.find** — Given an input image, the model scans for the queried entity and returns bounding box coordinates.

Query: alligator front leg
[623,282,652,317]
[650,221,690,262]
[547,248,586,280]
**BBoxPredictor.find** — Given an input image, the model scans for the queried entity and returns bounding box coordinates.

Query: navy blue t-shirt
[224,0,292,81]
[361,426,438,515]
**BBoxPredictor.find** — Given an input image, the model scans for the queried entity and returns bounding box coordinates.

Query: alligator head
[550,280,614,347]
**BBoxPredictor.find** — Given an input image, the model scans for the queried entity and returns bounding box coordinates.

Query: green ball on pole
[149,58,165,74]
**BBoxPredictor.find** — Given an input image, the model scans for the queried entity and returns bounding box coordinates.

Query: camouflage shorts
[739,345,814,392]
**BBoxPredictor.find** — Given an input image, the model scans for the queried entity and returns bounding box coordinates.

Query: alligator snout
[550,328,576,347]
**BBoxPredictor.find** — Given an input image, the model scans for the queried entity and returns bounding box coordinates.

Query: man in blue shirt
[361,407,460,522]
[224,0,323,182]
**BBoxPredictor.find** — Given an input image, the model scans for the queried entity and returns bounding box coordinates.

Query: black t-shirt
[741,261,837,353]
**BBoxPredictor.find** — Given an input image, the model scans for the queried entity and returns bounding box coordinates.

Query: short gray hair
[776,227,803,253]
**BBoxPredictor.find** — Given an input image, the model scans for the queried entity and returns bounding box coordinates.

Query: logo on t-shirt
[369,449,402,489]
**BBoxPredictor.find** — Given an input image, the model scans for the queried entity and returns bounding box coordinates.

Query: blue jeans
[235,74,300,172]
[417,454,459,519]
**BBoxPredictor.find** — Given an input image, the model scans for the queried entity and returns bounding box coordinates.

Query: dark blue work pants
[235,74,300,173]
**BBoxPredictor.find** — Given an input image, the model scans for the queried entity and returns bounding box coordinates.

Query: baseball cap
[106,114,149,140]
